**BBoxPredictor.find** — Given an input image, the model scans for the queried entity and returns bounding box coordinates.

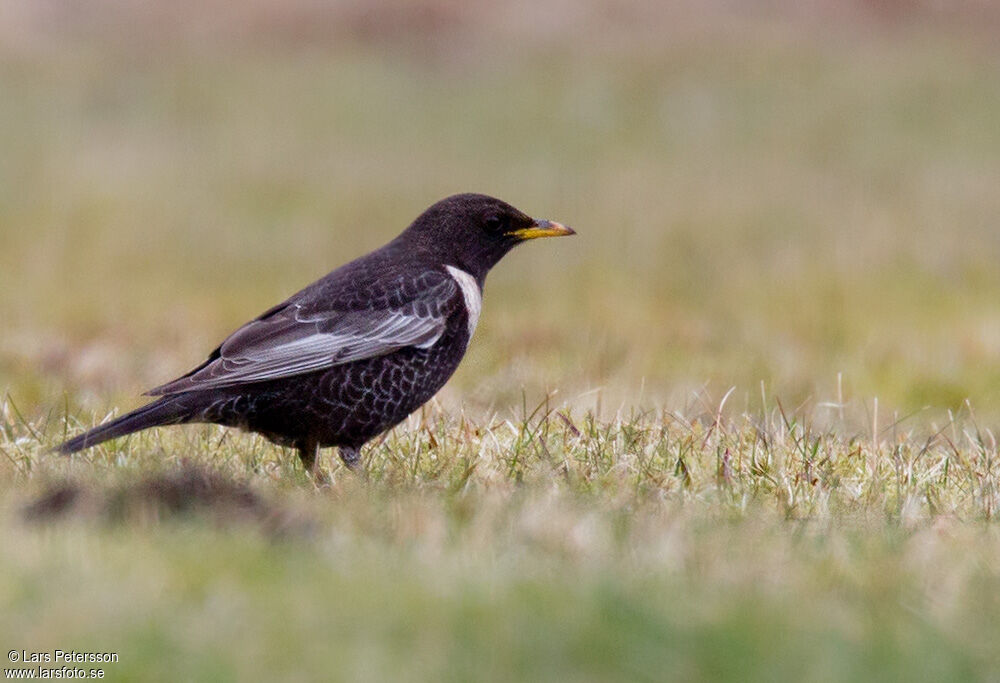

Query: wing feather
[148,274,458,394]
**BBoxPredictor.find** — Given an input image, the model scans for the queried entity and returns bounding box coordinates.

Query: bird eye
[484,214,507,233]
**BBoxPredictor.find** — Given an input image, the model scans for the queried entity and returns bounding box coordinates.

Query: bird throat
[445,265,482,339]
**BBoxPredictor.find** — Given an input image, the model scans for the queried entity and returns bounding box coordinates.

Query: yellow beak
[508,219,576,241]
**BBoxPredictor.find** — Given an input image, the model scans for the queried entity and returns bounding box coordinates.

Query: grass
[3,3,1000,681]
[4,398,1000,681]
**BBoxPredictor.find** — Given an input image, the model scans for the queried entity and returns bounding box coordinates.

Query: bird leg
[296,439,317,470]
[339,446,362,472]
[296,439,328,482]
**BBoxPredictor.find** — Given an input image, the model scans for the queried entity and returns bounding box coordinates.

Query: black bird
[57,193,575,475]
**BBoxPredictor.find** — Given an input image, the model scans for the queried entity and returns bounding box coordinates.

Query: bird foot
[339,447,368,481]
[310,457,332,488]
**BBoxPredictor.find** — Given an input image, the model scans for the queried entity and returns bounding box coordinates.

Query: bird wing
[147,272,459,395]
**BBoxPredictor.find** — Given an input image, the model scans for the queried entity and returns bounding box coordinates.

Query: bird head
[401,193,575,282]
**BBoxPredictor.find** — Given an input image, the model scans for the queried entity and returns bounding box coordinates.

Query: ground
[2,2,1000,681]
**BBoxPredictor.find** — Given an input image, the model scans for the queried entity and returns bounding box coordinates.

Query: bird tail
[56,398,189,454]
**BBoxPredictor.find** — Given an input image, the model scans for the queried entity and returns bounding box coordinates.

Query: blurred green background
[3,0,1000,428]
[4,3,1000,681]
